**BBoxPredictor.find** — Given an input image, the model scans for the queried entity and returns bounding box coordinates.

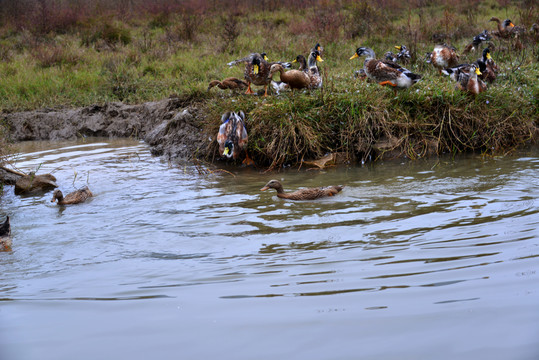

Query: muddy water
[0,138,538,360]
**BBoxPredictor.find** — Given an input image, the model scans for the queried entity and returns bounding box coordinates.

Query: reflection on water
[0,138,538,360]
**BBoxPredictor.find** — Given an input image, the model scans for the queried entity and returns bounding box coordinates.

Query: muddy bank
[1,97,209,163]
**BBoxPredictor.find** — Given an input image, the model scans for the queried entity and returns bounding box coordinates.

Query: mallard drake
[385,45,411,64]
[306,50,324,89]
[430,44,460,74]
[260,180,343,200]
[350,47,421,95]
[462,30,491,54]
[14,172,58,195]
[312,43,324,55]
[455,65,487,95]
[268,64,310,90]
[207,77,248,92]
[490,17,515,38]
[227,52,271,96]
[217,111,253,165]
[476,48,497,83]
[0,216,11,252]
[51,186,93,205]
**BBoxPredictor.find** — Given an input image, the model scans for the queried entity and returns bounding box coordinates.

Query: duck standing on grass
[268,63,310,90]
[490,17,515,39]
[0,216,12,252]
[350,47,421,95]
[260,180,343,201]
[475,48,497,83]
[455,65,487,96]
[51,186,93,205]
[429,44,460,74]
[217,111,254,165]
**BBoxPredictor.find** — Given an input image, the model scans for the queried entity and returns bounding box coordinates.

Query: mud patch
[1,97,210,162]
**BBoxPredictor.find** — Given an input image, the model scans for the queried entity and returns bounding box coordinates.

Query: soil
[1,97,210,163]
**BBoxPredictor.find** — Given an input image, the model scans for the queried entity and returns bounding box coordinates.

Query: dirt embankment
[1,97,210,162]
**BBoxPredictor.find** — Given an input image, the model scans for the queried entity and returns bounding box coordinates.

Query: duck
[0,216,11,252]
[385,45,411,64]
[475,48,497,83]
[292,53,323,88]
[350,47,421,95]
[227,52,271,96]
[217,111,253,165]
[51,186,93,205]
[260,180,343,201]
[490,17,515,38]
[14,171,58,195]
[429,44,460,74]
[306,49,324,88]
[455,65,487,95]
[462,30,491,54]
[268,64,310,90]
[207,77,248,92]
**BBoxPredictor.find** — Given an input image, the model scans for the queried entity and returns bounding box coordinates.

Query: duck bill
[349,53,359,60]
[291,59,297,63]
[475,68,482,75]
[260,186,269,191]
[263,55,269,61]
[223,147,230,156]
[316,55,324,62]
[253,64,259,75]
[394,45,402,50]
[508,22,515,28]
[486,53,492,60]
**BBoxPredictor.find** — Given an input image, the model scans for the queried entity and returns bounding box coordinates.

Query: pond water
[0,138,538,360]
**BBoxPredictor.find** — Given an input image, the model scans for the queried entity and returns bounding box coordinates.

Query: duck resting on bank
[350,47,421,95]
[268,63,310,90]
[260,180,343,200]
[207,77,248,92]
[51,186,93,205]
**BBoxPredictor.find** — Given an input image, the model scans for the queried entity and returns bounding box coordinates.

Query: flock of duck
[209,17,528,99]
[213,17,528,179]
[0,171,93,251]
[0,17,531,252]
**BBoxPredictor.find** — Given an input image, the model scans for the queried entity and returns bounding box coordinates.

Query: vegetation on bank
[0,0,537,167]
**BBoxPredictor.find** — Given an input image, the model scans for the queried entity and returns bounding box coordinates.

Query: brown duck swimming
[0,216,11,252]
[260,180,343,200]
[15,172,58,195]
[51,186,93,205]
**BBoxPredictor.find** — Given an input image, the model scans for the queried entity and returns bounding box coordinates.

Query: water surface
[1,138,538,360]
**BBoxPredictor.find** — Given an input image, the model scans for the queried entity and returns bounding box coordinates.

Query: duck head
[350,47,374,60]
[51,189,64,203]
[223,140,234,158]
[503,19,515,29]
[260,180,284,193]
